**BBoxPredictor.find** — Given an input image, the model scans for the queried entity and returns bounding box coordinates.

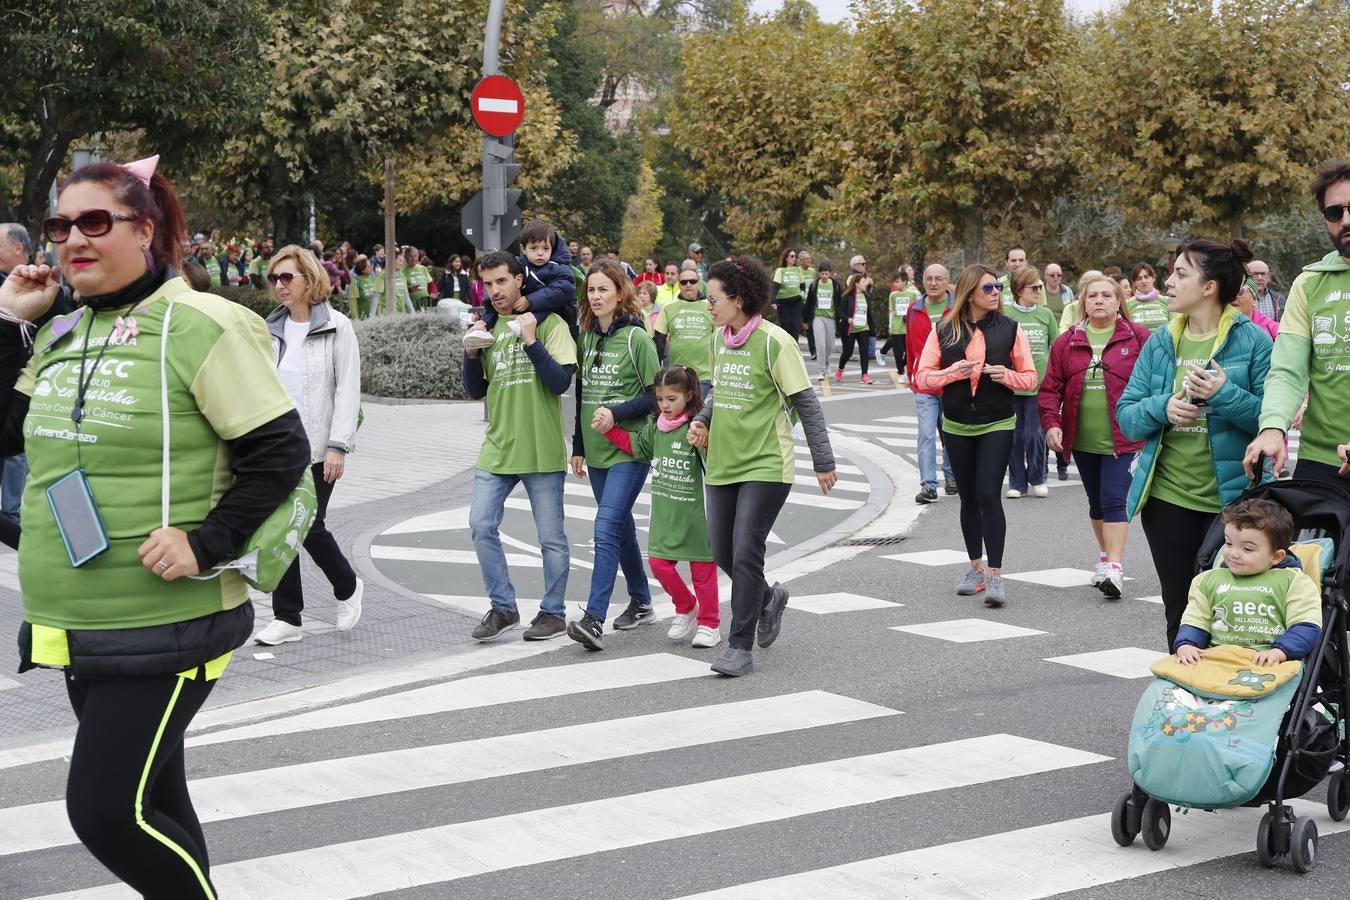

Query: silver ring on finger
[156,560,169,572]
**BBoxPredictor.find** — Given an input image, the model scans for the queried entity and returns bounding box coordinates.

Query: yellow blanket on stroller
[1150,644,1301,700]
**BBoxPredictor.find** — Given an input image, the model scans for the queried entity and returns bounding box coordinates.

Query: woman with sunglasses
[1118,237,1270,650]
[255,246,364,646]
[567,260,661,651]
[1003,266,1059,498]
[771,246,806,345]
[1038,275,1150,599]
[914,265,1039,607]
[0,157,307,897]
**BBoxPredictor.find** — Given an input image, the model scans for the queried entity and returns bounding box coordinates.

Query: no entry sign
[471,75,525,137]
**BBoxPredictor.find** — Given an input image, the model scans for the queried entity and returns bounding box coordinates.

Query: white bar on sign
[477,97,519,114]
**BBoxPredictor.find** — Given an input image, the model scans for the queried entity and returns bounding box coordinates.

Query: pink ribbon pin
[112,316,139,344]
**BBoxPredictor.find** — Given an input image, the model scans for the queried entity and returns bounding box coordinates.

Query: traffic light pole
[481,0,509,252]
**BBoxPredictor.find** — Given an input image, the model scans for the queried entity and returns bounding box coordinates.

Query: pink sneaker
[834,370,843,382]
[861,374,874,384]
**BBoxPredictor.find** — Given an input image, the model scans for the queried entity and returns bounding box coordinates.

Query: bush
[211,284,280,319]
[353,311,467,400]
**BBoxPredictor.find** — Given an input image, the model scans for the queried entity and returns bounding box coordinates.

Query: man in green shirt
[462,251,578,643]
[247,236,275,289]
[1246,160,1350,489]
[999,245,1029,304]
[1043,263,1073,319]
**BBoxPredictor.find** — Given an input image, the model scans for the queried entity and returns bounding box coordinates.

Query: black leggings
[1140,497,1218,650]
[942,428,1014,568]
[272,461,358,625]
[837,330,870,375]
[706,481,792,650]
[777,299,804,342]
[65,670,218,899]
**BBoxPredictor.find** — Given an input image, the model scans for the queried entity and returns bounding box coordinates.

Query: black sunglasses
[43,210,138,243]
[1322,204,1350,223]
[980,282,1001,295]
[266,272,300,286]
[679,278,700,285]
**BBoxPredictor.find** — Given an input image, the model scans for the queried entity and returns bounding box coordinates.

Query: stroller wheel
[1140,798,1171,851]
[1256,812,1278,868]
[1289,816,1318,874]
[1328,771,1350,822]
[1111,791,1139,846]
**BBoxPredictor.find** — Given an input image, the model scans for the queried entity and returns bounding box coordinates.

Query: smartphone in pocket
[47,470,110,568]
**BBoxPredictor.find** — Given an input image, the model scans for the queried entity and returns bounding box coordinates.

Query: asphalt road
[1,375,1342,899]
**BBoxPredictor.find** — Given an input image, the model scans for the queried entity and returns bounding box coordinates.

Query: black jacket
[937,312,1018,426]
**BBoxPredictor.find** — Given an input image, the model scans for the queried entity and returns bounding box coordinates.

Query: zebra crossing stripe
[28,734,1108,900]
[675,798,1350,899]
[0,691,898,858]
[186,653,712,748]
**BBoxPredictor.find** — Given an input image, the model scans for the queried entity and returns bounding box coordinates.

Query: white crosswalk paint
[29,734,1108,900]
[1045,647,1164,679]
[832,423,919,436]
[676,799,1349,899]
[378,506,470,535]
[187,653,712,748]
[790,593,901,614]
[783,492,863,510]
[795,458,864,476]
[368,545,542,567]
[0,691,899,858]
[796,474,870,493]
[877,415,918,424]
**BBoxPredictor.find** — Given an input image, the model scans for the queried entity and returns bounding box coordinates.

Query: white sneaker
[666,610,697,641]
[1090,560,1108,588]
[691,625,721,648]
[1006,488,1024,499]
[1100,564,1124,600]
[255,619,303,645]
[462,328,496,351]
[337,577,364,631]
[1031,483,1049,498]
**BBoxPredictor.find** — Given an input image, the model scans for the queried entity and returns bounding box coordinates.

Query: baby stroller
[1111,477,1350,873]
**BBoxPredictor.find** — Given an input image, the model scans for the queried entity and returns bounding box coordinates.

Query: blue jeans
[915,393,953,491]
[469,470,569,620]
[1,453,26,521]
[1007,395,1047,491]
[1073,450,1136,523]
[586,461,652,621]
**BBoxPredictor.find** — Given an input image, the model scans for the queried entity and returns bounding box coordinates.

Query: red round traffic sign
[471,75,525,137]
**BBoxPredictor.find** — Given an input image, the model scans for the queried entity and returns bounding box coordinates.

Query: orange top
[914,324,1039,395]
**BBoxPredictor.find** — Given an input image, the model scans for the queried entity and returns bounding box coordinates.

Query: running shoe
[336,578,364,631]
[1100,563,1124,600]
[613,601,655,630]
[956,566,987,596]
[710,647,753,677]
[523,612,567,640]
[983,575,1006,608]
[471,607,520,642]
[691,625,721,649]
[667,610,698,642]
[566,612,605,651]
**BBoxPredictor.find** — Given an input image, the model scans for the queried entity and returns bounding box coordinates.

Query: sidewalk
[0,400,489,749]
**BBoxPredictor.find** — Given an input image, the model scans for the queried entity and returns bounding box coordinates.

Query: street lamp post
[1162,233,1183,276]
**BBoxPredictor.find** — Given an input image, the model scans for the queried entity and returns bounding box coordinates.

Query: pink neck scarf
[1134,289,1161,303]
[722,314,762,348]
[657,412,690,433]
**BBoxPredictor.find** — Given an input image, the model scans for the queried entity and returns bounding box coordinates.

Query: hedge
[209,285,467,400]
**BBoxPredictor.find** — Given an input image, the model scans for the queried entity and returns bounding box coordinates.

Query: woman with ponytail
[0,157,308,896]
[1118,237,1273,650]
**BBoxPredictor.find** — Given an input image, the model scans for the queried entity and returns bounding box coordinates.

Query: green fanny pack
[161,302,317,591]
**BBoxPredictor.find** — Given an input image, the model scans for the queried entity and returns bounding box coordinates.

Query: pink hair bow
[121,155,159,187]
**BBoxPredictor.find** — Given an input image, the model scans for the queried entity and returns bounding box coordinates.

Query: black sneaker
[613,601,655,631]
[471,607,520,642]
[566,613,605,651]
[757,583,789,648]
[915,486,938,504]
[1057,464,1069,481]
[944,479,958,495]
[522,612,566,641]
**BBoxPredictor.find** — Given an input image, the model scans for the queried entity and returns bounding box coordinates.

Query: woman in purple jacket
[1038,275,1151,599]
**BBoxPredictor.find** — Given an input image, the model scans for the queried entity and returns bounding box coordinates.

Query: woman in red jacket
[1038,275,1151,599]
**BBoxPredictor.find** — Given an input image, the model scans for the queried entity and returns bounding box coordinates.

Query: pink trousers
[649,558,719,628]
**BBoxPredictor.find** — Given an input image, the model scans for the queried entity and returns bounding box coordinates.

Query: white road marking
[790,593,902,614]
[368,545,542,567]
[783,492,863,510]
[30,735,1107,900]
[881,548,971,567]
[675,800,1349,899]
[187,653,712,748]
[1003,567,1134,588]
[1045,647,1164,679]
[0,692,898,858]
[378,506,470,536]
[890,618,1049,643]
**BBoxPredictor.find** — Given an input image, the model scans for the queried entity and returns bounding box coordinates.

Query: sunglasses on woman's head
[267,272,299,286]
[43,210,138,243]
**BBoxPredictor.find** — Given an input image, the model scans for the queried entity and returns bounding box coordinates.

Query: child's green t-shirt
[1180,567,1322,651]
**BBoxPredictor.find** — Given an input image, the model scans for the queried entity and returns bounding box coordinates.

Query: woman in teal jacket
[1117,238,1272,650]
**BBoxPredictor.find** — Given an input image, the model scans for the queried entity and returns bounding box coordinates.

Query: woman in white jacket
[256,245,364,645]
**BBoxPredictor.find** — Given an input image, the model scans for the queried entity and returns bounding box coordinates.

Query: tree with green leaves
[619,160,664,262]
[669,0,846,254]
[1074,0,1348,237]
[0,1,267,236]
[841,0,1073,262]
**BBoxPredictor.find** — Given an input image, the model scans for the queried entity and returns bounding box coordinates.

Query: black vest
[937,312,1017,425]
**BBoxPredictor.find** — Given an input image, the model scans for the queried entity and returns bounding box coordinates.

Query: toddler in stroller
[1113,481,1350,873]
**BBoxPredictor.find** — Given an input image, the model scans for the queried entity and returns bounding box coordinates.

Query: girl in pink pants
[605,366,721,648]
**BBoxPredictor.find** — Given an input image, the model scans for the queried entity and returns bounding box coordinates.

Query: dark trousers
[778,299,804,342]
[805,307,816,356]
[706,481,792,651]
[272,461,357,626]
[65,671,217,899]
[1139,497,1218,650]
[943,428,1014,567]
[1073,450,1135,522]
[1295,458,1350,490]
[1008,395,1047,491]
[838,330,870,375]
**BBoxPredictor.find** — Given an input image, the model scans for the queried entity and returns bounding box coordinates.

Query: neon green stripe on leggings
[136,675,217,899]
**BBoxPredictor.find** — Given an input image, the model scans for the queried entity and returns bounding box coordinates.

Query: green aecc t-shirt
[1004,303,1059,394]
[578,325,660,469]
[630,421,712,562]
[478,314,578,475]
[654,299,714,382]
[774,266,805,300]
[1074,324,1116,455]
[1151,328,1221,512]
[1181,567,1322,651]
[1128,298,1171,333]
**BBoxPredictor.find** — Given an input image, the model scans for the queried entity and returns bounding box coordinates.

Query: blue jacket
[1117,305,1272,519]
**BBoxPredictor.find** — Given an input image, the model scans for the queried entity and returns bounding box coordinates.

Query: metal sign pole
[481,0,508,252]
